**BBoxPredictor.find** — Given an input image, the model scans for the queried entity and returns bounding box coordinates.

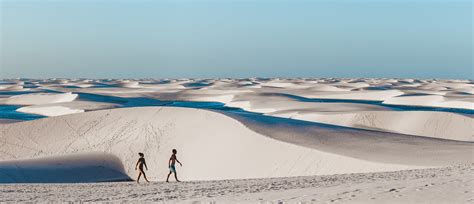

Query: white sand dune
[437,101,473,109]
[306,84,349,92]
[337,82,371,89]
[186,94,234,103]
[260,82,310,89]
[270,111,473,142]
[115,81,141,88]
[220,93,471,142]
[2,92,78,105]
[383,95,474,109]
[15,100,119,116]
[451,88,474,95]
[64,83,96,88]
[17,106,84,117]
[175,89,253,103]
[140,83,186,90]
[383,95,444,106]
[228,113,472,167]
[0,107,427,183]
[226,93,390,113]
[0,85,25,91]
[297,90,404,101]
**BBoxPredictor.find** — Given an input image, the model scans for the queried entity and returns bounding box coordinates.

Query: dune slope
[269,111,473,142]
[226,112,472,166]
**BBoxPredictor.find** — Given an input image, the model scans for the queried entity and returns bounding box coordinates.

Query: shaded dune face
[0,107,445,183]
[0,153,130,183]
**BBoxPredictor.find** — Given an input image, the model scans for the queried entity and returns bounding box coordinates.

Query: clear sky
[1,0,472,79]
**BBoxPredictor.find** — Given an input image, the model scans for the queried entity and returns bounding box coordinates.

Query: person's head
[172,149,177,154]
[138,152,144,157]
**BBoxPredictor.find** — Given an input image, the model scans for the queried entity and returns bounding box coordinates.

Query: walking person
[135,152,150,183]
[166,149,182,182]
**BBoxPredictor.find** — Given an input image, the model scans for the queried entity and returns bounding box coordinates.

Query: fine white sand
[0,164,471,203]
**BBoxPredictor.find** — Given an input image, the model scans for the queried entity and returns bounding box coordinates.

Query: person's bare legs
[166,171,172,182]
[174,172,180,182]
[141,170,150,183]
[137,172,142,183]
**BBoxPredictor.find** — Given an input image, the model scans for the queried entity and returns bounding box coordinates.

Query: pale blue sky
[1,0,472,79]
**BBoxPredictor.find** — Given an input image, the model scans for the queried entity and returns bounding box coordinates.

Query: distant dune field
[0,78,472,202]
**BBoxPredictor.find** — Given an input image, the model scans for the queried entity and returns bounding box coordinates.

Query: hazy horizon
[1,0,472,79]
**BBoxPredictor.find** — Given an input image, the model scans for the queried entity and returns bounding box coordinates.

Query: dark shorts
[169,165,176,172]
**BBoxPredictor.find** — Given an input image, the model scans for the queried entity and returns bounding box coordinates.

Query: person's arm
[168,157,172,167]
[176,158,182,166]
[135,159,139,170]
[143,159,148,170]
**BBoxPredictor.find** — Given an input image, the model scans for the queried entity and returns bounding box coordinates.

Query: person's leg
[166,171,172,182]
[137,172,142,183]
[142,170,149,183]
[174,171,180,182]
